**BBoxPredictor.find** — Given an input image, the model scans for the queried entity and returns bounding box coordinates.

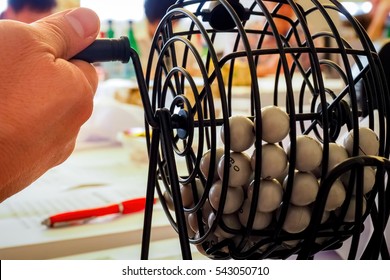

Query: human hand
[0,8,100,202]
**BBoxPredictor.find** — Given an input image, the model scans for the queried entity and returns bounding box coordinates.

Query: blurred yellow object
[221,59,252,86]
[117,128,149,163]
[114,86,143,107]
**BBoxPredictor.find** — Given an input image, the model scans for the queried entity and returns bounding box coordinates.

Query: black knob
[73,36,131,63]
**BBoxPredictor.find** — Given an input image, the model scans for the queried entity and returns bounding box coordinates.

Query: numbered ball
[276,163,289,185]
[321,211,330,224]
[200,147,225,182]
[220,115,255,152]
[335,195,367,222]
[180,178,204,208]
[247,179,284,212]
[209,180,244,214]
[283,171,319,206]
[281,205,311,233]
[184,212,196,238]
[315,230,333,245]
[327,142,349,173]
[238,199,273,230]
[256,105,290,143]
[163,190,174,211]
[287,135,323,172]
[282,239,301,249]
[208,212,241,239]
[325,179,346,211]
[187,212,202,233]
[342,195,367,222]
[361,166,376,194]
[202,199,215,224]
[251,143,288,179]
[194,231,219,257]
[217,152,252,187]
[343,127,379,156]
[341,166,376,195]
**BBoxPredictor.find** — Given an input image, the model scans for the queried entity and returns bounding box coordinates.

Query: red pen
[41,197,156,228]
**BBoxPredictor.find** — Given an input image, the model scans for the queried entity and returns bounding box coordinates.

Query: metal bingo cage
[130,0,390,259]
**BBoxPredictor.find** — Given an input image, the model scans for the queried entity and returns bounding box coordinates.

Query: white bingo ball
[217,152,252,187]
[321,211,330,224]
[194,231,219,257]
[163,190,174,211]
[184,212,196,238]
[202,199,215,224]
[247,179,284,212]
[341,166,376,195]
[243,236,270,253]
[188,212,201,233]
[208,212,241,239]
[257,105,290,143]
[243,172,254,194]
[282,239,301,249]
[324,179,346,211]
[360,166,376,194]
[342,195,367,222]
[238,199,273,230]
[220,115,255,152]
[276,163,289,185]
[327,142,349,173]
[283,171,319,206]
[281,205,311,233]
[208,180,244,214]
[287,135,323,172]
[343,127,379,156]
[200,147,225,182]
[315,230,333,245]
[180,178,204,208]
[251,144,288,179]
[311,165,322,179]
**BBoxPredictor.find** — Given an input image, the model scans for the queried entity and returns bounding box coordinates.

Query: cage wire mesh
[135,0,390,259]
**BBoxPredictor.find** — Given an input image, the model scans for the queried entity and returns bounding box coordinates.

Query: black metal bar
[158,108,192,259]
[140,129,161,260]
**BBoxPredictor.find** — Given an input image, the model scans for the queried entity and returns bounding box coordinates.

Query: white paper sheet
[0,146,173,259]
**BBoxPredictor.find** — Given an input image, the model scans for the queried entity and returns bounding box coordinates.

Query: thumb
[31,8,100,60]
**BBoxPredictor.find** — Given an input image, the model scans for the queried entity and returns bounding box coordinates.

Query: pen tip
[41,219,51,227]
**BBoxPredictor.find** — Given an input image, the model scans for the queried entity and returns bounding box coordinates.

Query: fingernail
[65,8,99,39]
